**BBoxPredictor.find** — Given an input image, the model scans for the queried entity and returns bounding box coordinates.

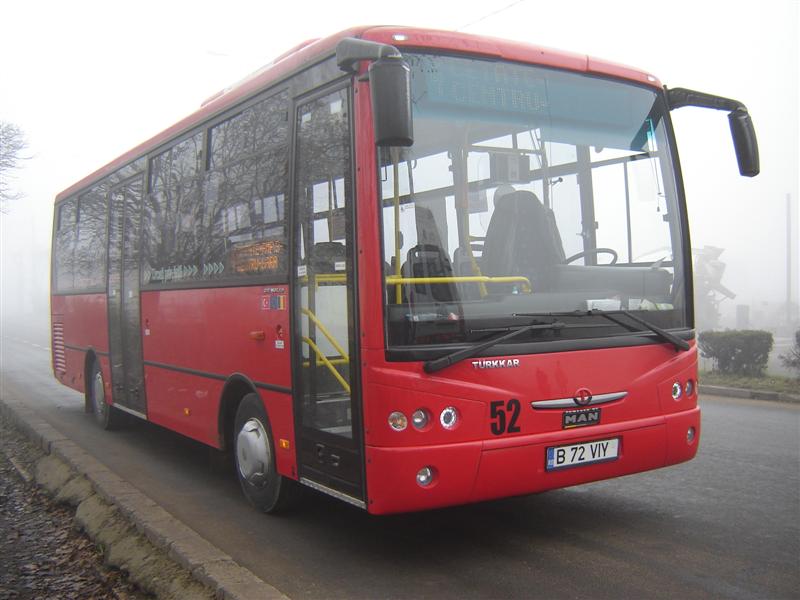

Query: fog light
[388,411,407,431]
[684,379,695,397]
[687,426,696,443]
[411,409,429,430]
[416,466,434,487]
[440,406,459,430]
[671,381,682,400]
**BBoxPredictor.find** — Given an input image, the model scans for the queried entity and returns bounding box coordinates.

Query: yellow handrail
[301,308,349,361]
[302,273,532,293]
[385,275,532,293]
[302,336,351,394]
[302,357,348,367]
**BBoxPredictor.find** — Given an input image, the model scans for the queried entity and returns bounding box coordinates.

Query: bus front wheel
[234,393,296,513]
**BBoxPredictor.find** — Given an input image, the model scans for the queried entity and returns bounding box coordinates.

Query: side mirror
[336,37,414,147]
[728,110,760,177]
[368,57,413,147]
[667,87,760,177]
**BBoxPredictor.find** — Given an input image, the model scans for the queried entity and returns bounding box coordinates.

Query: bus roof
[55,25,661,203]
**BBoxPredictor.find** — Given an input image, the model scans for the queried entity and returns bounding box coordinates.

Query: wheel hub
[236,418,270,486]
[93,371,106,417]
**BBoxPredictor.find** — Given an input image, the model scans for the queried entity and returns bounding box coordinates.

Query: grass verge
[699,371,799,397]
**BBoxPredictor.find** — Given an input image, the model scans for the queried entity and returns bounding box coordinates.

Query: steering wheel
[564,247,619,265]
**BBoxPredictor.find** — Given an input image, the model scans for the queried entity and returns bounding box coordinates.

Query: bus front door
[106,175,147,417]
[292,86,364,506]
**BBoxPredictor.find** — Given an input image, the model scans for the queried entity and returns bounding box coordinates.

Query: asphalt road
[1,334,798,599]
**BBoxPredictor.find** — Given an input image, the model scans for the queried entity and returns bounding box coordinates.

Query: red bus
[50,26,759,514]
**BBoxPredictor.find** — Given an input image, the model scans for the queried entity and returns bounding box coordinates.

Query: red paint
[50,293,108,393]
[360,342,698,514]
[140,285,292,454]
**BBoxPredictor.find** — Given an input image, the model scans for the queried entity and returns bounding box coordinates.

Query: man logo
[562,407,601,429]
[573,388,593,406]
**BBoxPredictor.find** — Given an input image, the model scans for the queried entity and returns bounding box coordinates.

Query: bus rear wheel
[88,361,124,430]
[234,393,296,513]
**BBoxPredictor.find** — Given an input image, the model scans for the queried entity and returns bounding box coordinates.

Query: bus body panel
[140,286,292,452]
[51,293,109,392]
[360,344,697,448]
[361,343,698,514]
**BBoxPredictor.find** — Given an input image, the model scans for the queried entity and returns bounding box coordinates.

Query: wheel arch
[83,349,99,413]
[218,373,262,451]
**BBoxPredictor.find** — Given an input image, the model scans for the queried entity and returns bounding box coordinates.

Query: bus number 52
[490,399,521,435]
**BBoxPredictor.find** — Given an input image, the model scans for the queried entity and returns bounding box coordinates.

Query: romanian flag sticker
[261,294,287,311]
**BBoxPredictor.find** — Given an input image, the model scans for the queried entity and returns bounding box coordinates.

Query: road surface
[1,334,798,599]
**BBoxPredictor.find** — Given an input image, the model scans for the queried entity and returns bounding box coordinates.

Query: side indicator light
[279,439,291,450]
[183,408,191,416]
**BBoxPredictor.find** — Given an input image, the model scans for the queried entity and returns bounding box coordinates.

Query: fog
[1,0,798,355]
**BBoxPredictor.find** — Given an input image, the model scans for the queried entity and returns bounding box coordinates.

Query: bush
[779,330,800,379]
[698,330,774,377]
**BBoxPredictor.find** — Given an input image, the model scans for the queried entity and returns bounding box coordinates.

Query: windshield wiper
[423,320,566,374]
[516,309,690,352]
[598,310,690,352]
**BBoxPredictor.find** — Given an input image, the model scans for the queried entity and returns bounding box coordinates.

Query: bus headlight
[684,379,695,397]
[411,409,430,430]
[440,406,458,430]
[671,381,682,400]
[388,411,407,431]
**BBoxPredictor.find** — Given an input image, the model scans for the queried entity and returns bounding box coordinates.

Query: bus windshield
[379,53,688,349]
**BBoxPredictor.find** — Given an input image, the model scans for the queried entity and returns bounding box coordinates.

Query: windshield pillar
[576,145,598,265]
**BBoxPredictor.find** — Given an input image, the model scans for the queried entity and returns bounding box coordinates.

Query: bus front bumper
[364,407,700,514]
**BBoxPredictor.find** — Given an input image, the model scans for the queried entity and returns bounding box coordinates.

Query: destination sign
[229,239,285,274]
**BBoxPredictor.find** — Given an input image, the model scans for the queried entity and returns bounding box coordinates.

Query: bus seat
[311,241,346,273]
[482,190,565,291]
[401,244,458,304]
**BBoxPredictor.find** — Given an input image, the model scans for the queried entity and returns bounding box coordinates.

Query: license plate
[546,438,619,471]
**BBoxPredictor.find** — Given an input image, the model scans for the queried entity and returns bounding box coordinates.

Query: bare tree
[0,121,28,210]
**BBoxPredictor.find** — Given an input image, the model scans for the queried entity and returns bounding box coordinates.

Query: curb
[0,396,288,600]
[699,384,799,404]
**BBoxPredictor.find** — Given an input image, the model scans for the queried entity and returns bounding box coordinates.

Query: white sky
[1,0,798,328]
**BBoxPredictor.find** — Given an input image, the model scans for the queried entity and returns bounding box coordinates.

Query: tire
[234,393,297,513]
[88,361,125,430]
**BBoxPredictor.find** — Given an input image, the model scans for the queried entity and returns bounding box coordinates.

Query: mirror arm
[336,38,402,73]
[666,87,748,113]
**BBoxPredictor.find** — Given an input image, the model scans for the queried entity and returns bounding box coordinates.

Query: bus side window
[74,185,108,290]
[54,198,77,293]
[203,89,291,281]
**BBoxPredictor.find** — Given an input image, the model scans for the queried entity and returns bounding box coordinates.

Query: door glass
[122,177,145,412]
[107,176,146,413]
[294,88,355,439]
[107,189,125,400]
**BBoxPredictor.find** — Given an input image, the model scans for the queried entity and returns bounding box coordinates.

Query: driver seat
[482,190,565,292]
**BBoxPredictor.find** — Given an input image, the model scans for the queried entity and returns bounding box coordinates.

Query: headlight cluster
[386,408,457,490]
[387,406,459,432]
[671,379,696,401]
